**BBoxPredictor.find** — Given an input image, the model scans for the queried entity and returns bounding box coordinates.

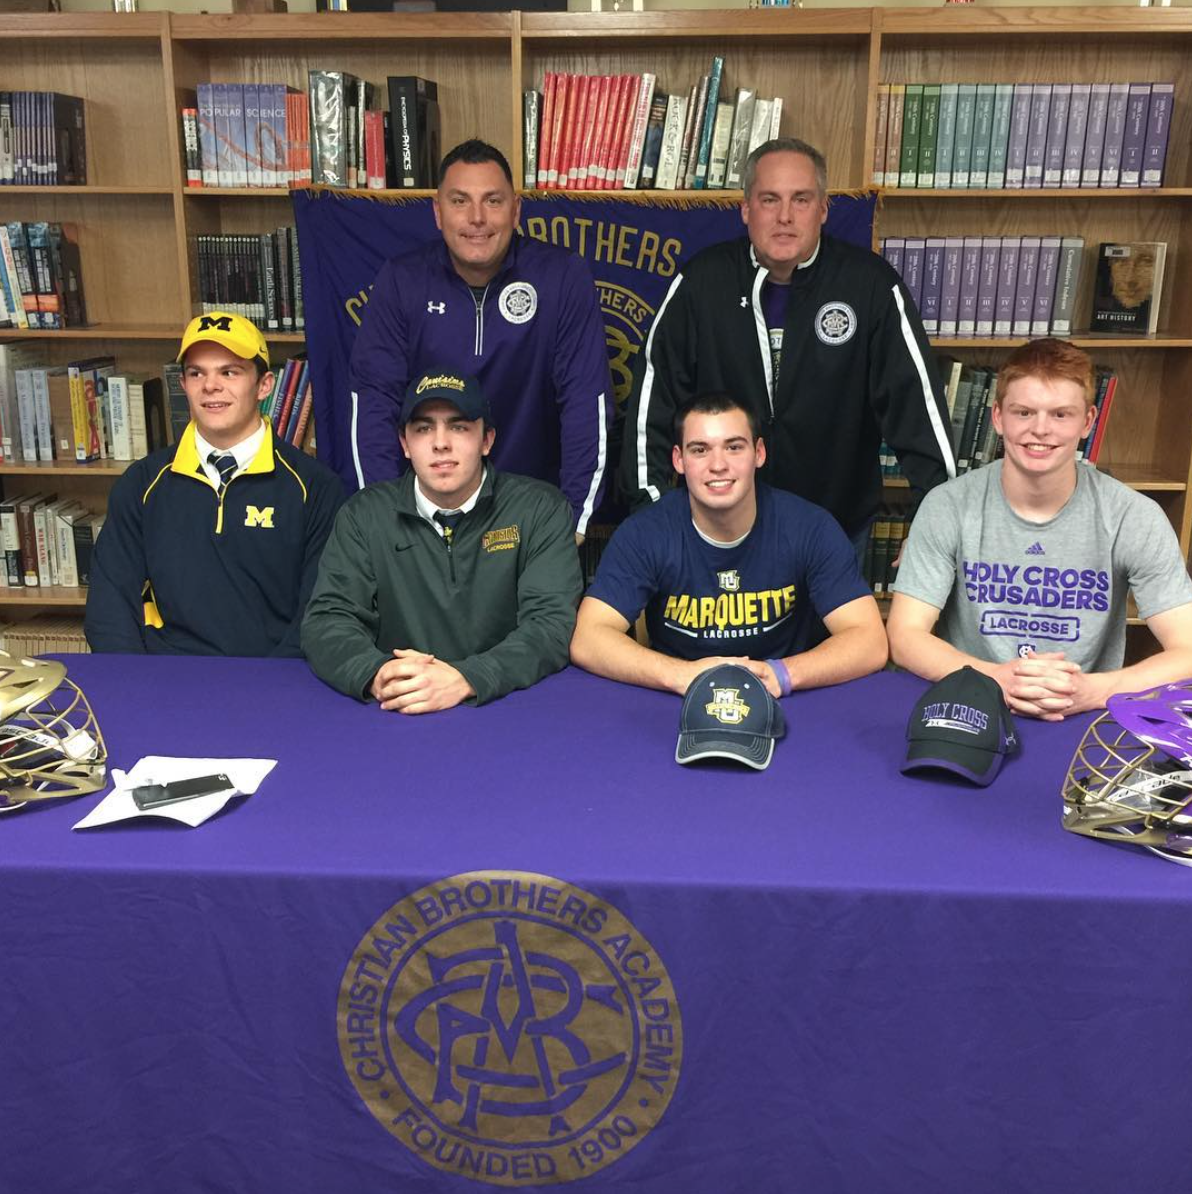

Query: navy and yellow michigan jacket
[85,422,345,657]
[301,467,581,705]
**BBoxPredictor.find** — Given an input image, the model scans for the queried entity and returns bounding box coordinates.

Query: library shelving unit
[2,6,1190,643]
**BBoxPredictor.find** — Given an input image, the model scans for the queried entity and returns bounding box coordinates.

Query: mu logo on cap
[706,688,750,725]
[197,314,234,333]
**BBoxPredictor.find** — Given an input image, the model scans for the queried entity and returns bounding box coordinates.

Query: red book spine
[289,383,313,447]
[565,76,592,191]
[536,72,557,188]
[608,75,637,190]
[1087,374,1117,464]
[364,109,385,189]
[272,357,304,435]
[585,75,612,190]
[594,75,626,191]
[547,74,571,189]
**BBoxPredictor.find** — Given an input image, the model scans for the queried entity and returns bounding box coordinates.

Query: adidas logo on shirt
[1025,542,1045,556]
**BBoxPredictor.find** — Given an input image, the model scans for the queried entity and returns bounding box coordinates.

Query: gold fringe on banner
[305,185,880,211]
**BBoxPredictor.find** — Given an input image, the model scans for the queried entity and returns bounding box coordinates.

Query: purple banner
[292,190,878,488]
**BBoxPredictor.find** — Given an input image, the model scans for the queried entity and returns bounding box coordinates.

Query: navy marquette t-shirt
[587,484,869,660]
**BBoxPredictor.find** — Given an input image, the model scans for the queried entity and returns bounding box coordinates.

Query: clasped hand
[371,649,474,714]
[996,651,1102,721]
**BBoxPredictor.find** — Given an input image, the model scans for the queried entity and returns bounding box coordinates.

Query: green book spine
[899,84,924,188]
[987,83,1014,188]
[934,83,959,189]
[917,84,940,187]
[952,83,977,188]
[692,56,725,190]
[969,83,996,187]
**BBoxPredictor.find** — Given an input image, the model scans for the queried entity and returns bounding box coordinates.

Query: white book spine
[623,74,656,191]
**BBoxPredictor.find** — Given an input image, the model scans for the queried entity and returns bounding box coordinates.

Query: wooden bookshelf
[4,6,1191,641]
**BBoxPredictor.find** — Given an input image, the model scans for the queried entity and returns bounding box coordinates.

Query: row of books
[874,82,1174,190]
[184,85,311,189]
[0,344,318,468]
[0,491,105,591]
[0,615,88,654]
[863,514,908,598]
[938,357,1118,476]
[882,234,1085,339]
[258,356,316,453]
[0,92,87,187]
[195,229,305,333]
[0,347,169,466]
[308,72,440,190]
[184,74,440,191]
[524,62,782,192]
[0,222,88,331]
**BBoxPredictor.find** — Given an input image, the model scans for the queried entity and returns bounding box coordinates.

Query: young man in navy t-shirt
[570,393,887,697]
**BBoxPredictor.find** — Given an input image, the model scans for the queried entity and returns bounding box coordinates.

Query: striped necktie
[208,452,238,497]
[433,510,463,545]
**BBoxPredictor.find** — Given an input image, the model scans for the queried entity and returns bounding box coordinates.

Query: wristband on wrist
[767,658,792,697]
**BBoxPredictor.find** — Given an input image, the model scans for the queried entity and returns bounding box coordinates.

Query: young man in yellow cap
[85,311,344,656]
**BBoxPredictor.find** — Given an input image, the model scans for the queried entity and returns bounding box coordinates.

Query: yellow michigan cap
[178,311,270,368]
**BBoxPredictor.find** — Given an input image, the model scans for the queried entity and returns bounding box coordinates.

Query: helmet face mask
[0,653,106,813]
[1064,681,1192,865]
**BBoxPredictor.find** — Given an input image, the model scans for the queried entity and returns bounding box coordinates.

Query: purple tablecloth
[2,655,1189,1194]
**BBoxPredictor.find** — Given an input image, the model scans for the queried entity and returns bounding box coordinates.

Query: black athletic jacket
[618,233,956,536]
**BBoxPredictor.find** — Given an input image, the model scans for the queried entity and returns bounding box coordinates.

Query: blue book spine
[974,236,1001,337]
[994,236,1021,336]
[1024,83,1051,189]
[938,237,964,336]
[1042,83,1071,188]
[987,83,1014,189]
[957,236,982,335]
[1005,83,1032,189]
[920,237,945,336]
[1119,83,1152,187]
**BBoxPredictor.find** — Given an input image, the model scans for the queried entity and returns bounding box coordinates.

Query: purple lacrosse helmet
[1064,679,1192,865]
[1106,680,1192,768]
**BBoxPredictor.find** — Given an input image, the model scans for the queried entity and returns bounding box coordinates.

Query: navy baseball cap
[902,667,1020,787]
[676,664,787,771]
[404,369,492,425]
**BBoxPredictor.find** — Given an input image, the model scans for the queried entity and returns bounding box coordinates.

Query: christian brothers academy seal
[338,872,682,1185]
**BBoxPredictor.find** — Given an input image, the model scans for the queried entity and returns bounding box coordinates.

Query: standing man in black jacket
[620,137,955,558]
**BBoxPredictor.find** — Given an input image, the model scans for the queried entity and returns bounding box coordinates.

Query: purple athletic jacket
[348,235,613,534]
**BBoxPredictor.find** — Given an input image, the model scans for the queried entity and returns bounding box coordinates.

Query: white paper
[73,756,277,830]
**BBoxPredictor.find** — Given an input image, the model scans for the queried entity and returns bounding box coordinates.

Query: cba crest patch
[338,871,682,1185]
[814,301,857,346]
[499,282,538,325]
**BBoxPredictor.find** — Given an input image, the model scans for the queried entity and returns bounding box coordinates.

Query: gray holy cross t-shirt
[894,460,1192,670]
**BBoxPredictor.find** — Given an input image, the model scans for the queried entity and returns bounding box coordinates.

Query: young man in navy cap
[302,369,582,712]
[570,392,887,697]
[85,311,344,656]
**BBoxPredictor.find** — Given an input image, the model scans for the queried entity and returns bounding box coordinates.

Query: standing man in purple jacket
[348,139,613,537]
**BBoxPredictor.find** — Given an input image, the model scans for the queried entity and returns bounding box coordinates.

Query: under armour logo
[740,297,748,308]
[198,314,233,332]
[427,301,446,314]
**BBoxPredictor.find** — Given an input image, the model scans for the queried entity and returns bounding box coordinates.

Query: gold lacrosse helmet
[0,651,106,813]
[1063,680,1192,865]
